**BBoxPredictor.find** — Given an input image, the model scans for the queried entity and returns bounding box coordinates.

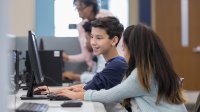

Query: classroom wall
[10,0,35,37]
[129,0,138,25]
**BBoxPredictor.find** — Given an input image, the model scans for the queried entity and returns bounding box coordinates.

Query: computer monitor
[21,31,47,100]
[10,50,21,93]
[28,31,44,84]
[39,38,44,50]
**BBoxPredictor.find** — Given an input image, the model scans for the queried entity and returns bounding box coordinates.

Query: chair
[193,93,200,112]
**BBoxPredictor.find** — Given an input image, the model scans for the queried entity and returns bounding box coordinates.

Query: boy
[62,21,106,83]
[36,17,127,92]
[83,16,127,90]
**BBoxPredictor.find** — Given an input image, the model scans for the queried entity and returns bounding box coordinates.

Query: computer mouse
[61,101,82,107]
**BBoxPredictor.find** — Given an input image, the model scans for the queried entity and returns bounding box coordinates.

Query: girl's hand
[64,84,85,92]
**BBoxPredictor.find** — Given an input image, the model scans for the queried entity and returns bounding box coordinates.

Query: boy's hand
[34,86,66,94]
[34,86,49,94]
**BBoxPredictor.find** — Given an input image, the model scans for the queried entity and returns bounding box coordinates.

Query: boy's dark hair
[73,0,99,15]
[91,16,124,46]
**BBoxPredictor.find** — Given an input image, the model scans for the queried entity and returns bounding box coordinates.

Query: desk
[14,89,106,112]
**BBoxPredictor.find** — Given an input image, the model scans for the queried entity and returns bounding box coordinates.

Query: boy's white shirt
[80,55,105,83]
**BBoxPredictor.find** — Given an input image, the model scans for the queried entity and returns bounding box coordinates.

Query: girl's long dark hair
[122,25,136,109]
[123,24,185,108]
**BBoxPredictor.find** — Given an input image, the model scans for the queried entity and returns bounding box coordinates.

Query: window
[108,0,129,28]
[54,0,81,37]
[54,0,129,37]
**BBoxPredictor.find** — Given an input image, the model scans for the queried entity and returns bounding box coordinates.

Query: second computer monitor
[28,31,44,84]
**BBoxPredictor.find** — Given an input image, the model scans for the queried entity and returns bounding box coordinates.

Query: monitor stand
[20,72,48,100]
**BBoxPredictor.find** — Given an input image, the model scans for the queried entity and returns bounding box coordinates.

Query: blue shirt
[84,56,128,90]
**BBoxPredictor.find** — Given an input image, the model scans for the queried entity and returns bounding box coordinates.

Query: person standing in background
[63,0,113,71]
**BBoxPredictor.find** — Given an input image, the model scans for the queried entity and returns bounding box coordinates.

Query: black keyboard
[16,102,48,112]
[47,94,71,101]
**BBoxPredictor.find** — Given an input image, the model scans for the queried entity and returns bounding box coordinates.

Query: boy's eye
[96,37,102,39]
[90,35,104,40]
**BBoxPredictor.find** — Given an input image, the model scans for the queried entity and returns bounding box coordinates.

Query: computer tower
[25,50,63,86]
[39,50,63,86]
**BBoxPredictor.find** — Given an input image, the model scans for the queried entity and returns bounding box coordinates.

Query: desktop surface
[14,89,106,112]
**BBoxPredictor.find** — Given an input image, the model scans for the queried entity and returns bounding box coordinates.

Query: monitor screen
[9,50,21,94]
[21,31,47,100]
[39,38,44,50]
[9,51,17,94]
[28,31,44,84]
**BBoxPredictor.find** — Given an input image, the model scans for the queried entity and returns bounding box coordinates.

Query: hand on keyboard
[55,88,84,100]
[34,86,49,95]
[16,102,48,112]
[34,88,48,95]
[34,86,68,95]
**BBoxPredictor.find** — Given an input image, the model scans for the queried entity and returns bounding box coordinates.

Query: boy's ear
[111,36,119,46]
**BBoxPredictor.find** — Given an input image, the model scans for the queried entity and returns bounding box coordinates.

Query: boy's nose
[90,38,96,46]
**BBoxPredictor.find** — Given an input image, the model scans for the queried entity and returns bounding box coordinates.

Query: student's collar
[105,56,123,66]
